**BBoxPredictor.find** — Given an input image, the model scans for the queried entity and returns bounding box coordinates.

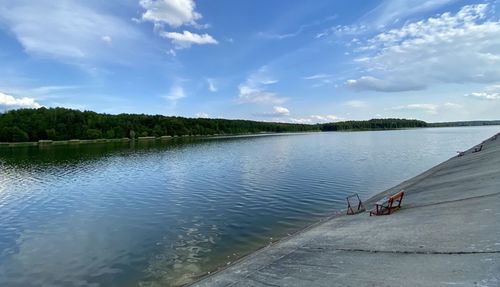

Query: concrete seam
[332,248,500,255]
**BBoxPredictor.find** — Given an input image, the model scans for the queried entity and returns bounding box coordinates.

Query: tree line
[429,120,500,127]
[320,118,428,131]
[0,108,429,142]
[0,108,318,142]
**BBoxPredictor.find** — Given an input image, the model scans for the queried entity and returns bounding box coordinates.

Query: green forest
[320,119,428,131]
[429,120,500,127]
[0,108,429,142]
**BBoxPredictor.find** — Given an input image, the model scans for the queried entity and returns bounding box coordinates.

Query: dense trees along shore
[0,108,431,142]
[320,118,427,131]
[0,108,317,142]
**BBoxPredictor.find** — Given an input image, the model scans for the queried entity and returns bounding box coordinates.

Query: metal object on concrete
[346,193,365,215]
[369,190,404,216]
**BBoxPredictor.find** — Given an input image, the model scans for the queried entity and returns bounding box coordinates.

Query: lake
[0,127,498,286]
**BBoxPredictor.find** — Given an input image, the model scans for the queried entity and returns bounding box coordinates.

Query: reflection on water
[0,127,498,286]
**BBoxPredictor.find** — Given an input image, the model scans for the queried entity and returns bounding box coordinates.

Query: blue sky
[0,0,499,123]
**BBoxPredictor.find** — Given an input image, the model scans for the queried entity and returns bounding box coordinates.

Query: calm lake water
[0,127,498,286]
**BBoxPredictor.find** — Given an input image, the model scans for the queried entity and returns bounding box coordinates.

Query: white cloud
[290,118,312,124]
[260,79,278,85]
[389,104,438,114]
[238,87,286,105]
[258,30,302,40]
[165,85,186,101]
[347,4,500,92]
[346,77,425,92]
[254,106,290,117]
[138,0,215,50]
[166,49,176,56]
[206,78,217,92]
[333,24,369,37]
[466,84,500,100]
[139,0,202,28]
[237,67,287,105]
[273,106,290,116]
[388,102,466,117]
[443,102,462,108]
[291,115,340,124]
[466,92,500,100]
[0,85,78,100]
[345,100,367,108]
[160,30,217,49]
[311,115,340,122]
[101,35,112,44]
[195,112,209,118]
[0,0,142,64]
[0,92,42,110]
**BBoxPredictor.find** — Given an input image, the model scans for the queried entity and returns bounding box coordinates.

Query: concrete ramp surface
[190,133,500,287]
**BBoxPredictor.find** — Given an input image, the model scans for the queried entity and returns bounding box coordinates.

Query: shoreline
[188,131,500,286]
[3,126,499,148]
[0,132,315,148]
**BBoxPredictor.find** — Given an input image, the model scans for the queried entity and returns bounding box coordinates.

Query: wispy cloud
[362,0,457,29]
[290,114,340,124]
[389,104,438,114]
[443,102,462,109]
[260,79,278,85]
[259,15,337,40]
[344,100,367,108]
[346,76,425,92]
[0,0,143,65]
[387,102,464,116]
[319,0,456,38]
[238,87,286,105]
[303,74,334,88]
[206,78,217,92]
[164,85,186,103]
[303,74,331,80]
[466,92,500,100]
[237,67,287,105]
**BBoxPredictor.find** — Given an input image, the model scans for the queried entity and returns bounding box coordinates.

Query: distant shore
[2,125,500,148]
[0,132,309,148]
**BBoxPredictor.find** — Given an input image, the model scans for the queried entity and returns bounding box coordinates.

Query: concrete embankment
[190,132,500,287]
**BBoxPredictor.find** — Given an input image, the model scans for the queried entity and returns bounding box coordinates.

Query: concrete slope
[190,132,500,287]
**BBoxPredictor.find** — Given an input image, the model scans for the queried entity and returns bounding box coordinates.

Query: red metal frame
[370,191,404,216]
